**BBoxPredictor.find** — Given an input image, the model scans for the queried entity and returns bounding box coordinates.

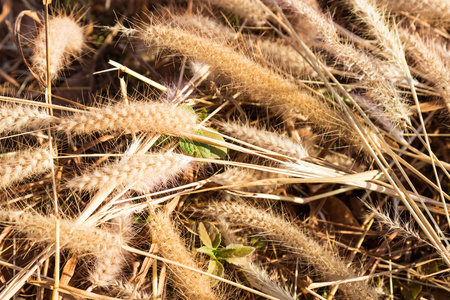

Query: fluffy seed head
[205,202,380,300]
[274,0,410,127]
[0,104,56,135]
[132,22,359,144]
[88,210,133,287]
[206,0,269,26]
[0,210,122,255]
[58,101,197,137]
[150,212,219,300]
[377,0,450,23]
[212,167,289,193]
[66,152,194,192]
[218,122,310,159]
[30,15,85,81]
[0,148,53,189]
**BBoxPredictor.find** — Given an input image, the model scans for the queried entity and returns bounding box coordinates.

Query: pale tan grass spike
[150,211,219,300]
[206,202,380,300]
[0,148,53,189]
[58,101,197,136]
[30,15,84,81]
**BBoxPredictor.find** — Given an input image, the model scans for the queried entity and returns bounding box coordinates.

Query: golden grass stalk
[150,211,219,300]
[0,104,57,135]
[0,210,121,255]
[172,14,236,42]
[0,148,53,189]
[30,15,84,81]
[58,101,197,137]
[128,22,362,145]
[275,0,410,127]
[218,122,310,159]
[174,14,316,77]
[66,152,194,192]
[206,202,380,300]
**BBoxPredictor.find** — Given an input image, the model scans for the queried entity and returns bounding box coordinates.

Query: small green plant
[196,222,255,286]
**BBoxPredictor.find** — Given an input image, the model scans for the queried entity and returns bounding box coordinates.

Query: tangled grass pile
[0,0,449,299]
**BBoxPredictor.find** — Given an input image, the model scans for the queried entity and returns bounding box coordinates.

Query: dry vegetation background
[0,0,450,299]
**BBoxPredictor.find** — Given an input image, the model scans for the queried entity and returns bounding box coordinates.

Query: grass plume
[0,104,57,135]
[66,152,194,192]
[58,101,198,137]
[150,211,219,300]
[30,14,85,81]
[205,202,380,300]
[0,148,53,189]
[0,210,122,254]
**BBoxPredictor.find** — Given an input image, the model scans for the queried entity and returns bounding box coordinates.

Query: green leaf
[180,104,196,114]
[180,130,211,158]
[214,244,255,260]
[250,237,267,251]
[179,138,211,158]
[198,107,208,121]
[401,282,422,300]
[202,128,227,158]
[206,260,224,287]
[225,257,249,266]
[197,246,217,260]
[180,138,196,155]
[179,127,227,159]
[193,139,211,158]
[198,222,221,248]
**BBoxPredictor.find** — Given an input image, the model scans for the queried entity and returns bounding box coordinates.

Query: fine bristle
[218,121,310,159]
[130,22,360,145]
[275,0,410,127]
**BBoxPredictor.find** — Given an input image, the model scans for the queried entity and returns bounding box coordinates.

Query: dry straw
[150,211,219,300]
[66,152,194,192]
[0,104,56,135]
[58,101,197,136]
[0,148,53,189]
[346,0,407,74]
[206,202,380,300]
[30,15,84,81]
